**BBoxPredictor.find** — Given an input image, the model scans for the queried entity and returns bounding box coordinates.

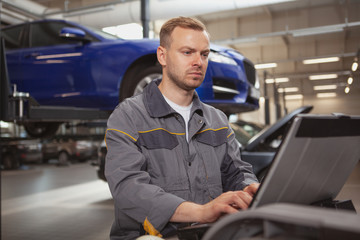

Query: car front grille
[243,59,256,86]
[212,77,240,100]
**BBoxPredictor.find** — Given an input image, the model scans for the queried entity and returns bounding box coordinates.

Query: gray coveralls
[105,79,258,239]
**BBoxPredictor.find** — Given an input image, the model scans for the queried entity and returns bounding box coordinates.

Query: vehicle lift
[1,37,110,136]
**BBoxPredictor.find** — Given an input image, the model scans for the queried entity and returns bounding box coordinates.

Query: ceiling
[1,0,360,101]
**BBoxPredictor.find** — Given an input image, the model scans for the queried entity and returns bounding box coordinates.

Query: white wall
[204,2,360,124]
[238,89,360,126]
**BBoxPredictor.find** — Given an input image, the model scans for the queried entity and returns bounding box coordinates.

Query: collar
[143,78,204,118]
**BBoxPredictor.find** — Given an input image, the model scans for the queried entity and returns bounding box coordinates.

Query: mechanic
[105,16,260,240]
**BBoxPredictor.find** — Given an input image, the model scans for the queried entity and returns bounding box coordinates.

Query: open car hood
[244,105,313,152]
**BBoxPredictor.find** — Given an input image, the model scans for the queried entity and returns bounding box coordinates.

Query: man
[105,16,259,240]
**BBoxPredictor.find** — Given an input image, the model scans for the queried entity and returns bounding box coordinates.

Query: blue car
[2,19,259,136]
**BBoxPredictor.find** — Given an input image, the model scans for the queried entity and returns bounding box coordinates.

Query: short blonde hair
[160,16,209,48]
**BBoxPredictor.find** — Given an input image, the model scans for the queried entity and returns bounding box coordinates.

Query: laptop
[177,114,360,239]
[250,114,360,209]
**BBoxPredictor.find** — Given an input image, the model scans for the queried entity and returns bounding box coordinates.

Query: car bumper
[20,152,42,163]
[73,151,93,160]
[198,61,259,114]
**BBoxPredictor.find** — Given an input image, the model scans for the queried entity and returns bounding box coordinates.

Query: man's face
[159,27,210,91]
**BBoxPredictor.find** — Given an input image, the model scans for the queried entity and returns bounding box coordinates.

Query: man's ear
[157,46,166,66]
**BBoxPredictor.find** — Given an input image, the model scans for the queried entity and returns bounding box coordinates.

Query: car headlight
[208,51,237,66]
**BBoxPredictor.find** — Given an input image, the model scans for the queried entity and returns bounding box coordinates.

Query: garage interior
[1,0,360,239]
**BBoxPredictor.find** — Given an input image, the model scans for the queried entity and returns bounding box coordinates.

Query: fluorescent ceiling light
[345,86,350,94]
[309,74,338,80]
[352,61,358,71]
[347,77,353,85]
[278,87,299,93]
[285,94,303,100]
[317,92,337,98]
[265,78,289,84]
[313,85,337,91]
[255,63,277,69]
[303,57,340,64]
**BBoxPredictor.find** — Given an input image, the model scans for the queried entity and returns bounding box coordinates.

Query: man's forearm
[170,201,204,223]
[170,190,255,224]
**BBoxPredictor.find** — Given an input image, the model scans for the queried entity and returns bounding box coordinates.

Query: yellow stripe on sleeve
[138,128,185,136]
[227,131,234,138]
[196,127,228,134]
[104,128,137,149]
[104,127,185,149]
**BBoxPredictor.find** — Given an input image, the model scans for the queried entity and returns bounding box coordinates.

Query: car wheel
[24,122,61,138]
[120,65,162,101]
[58,151,70,166]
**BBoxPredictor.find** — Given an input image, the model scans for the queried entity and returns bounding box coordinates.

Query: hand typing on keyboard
[170,185,260,224]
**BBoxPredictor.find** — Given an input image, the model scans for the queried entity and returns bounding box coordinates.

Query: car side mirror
[59,27,91,43]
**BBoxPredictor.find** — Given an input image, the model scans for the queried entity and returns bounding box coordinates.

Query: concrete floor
[1,161,360,240]
[2,162,114,240]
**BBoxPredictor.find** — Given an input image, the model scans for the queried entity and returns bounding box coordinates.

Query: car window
[2,25,26,50]
[242,124,262,137]
[30,22,83,47]
[86,26,120,40]
[230,123,252,146]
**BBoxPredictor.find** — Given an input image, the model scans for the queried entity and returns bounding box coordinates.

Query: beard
[166,66,206,91]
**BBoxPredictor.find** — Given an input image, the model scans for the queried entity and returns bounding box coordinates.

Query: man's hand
[170,190,253,224]
[199,191,252,222]
[243,183,260,197]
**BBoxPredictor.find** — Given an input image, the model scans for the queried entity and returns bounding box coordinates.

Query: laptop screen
[250,114,360,209]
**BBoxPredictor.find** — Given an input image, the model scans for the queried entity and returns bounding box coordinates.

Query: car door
[17,21,93,106]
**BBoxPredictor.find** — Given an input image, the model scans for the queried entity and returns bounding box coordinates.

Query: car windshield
[236,122,263,137]
[230,122,252,146]
[85,26,120,40]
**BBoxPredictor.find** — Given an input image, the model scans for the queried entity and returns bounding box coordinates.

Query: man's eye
[184,51,191,55]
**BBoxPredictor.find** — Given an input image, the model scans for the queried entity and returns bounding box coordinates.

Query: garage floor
[2,161,360,240]
[1,162,114,240]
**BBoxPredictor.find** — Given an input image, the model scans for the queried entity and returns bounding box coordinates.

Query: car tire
[120,65,162,101]
[58,151,70,166]
[24,122,61,138]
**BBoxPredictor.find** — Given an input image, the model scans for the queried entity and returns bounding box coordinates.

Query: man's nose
[192,53,203,67]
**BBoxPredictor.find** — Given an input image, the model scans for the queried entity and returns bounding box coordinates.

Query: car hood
[110,40,241,56]
[210,43,245,59]
[97,40,240,60]
[244,105,313,151]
